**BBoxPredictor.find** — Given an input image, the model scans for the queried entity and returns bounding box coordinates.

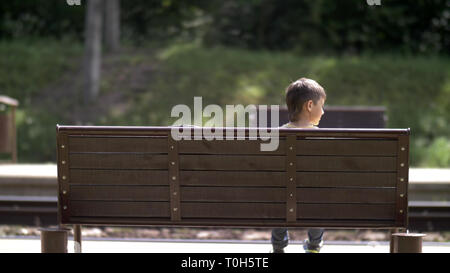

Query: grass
[109,41,450,167]
[0,38,83,162]
[0,37,82,100]
[0,39,449,166]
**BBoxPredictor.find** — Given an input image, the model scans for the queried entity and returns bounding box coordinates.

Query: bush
[202,0,449,55]
[0,0,448,54]
[421,138,450,168]
[0,39,82,163]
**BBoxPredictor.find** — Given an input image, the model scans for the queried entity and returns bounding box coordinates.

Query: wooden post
[40,227,70,253]
[11,105,17,163]
[389,228,400,253]
[392,233,426,253]
[74,225,82,253]
[0,96,19,163]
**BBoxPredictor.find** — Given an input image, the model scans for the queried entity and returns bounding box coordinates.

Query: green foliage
[0,39,82,163]
[414,137,450,168]
[1,40,448,167]
[202,0,449,55]
[421,138,450,167]
[120,0,207,44]
[0,0,85,40]
[15,108,60,162]
[0,38,82,100]
[99,42,449,166]
[0,0,448,54]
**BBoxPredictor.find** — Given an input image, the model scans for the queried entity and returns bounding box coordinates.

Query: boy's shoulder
[280,123,295,128]
[280,123,319,129]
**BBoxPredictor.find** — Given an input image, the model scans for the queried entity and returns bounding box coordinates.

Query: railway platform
[0,237,449,253]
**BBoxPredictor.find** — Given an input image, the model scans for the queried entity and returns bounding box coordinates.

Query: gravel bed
[1,225,449,242]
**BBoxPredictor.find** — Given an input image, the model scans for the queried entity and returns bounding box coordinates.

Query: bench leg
[74,225,82,253]
[391,232,426,253]
[389,228,401,253]
[40,227,70,253]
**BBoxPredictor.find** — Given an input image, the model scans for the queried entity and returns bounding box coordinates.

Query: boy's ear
[306,100,313,112]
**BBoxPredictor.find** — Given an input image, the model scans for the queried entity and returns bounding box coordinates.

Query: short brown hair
[285,78,326,122]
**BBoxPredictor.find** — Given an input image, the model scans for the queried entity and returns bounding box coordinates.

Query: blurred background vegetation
[0,0,449,167]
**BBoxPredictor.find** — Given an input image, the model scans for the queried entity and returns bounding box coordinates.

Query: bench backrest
[56,125,409,229]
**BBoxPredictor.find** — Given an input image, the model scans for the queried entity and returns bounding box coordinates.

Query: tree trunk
[83,0,103,104]
[104,0,120,52]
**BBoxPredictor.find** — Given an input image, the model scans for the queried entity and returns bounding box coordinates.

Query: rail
[0,196,448,232]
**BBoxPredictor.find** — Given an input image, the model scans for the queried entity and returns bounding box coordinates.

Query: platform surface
[0,237,449,253]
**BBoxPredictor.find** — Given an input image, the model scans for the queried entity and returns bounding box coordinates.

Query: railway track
[408,201,450,232]
[0,196,57,227]
[0,196,449,231]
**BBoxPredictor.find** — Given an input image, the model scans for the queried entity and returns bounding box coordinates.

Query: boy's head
[285,77,327,126]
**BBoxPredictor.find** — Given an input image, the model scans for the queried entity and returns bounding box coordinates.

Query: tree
[83,0,103,104]
[104,0,120,52]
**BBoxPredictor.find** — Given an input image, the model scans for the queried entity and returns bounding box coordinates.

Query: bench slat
[178,203,394,220]
[181,187,285,202]
[297,188,396,204]
[69,201,170,217]
[58,126,409,138]
[69,169,169,185]
[179,139,397,156]
[69,154,168,169]
[296,139,397,156]
[296,156,396,172]
[179,171,396,188]
[67,216,395,228]
[68,170,397,187]
[298,204,395,220]
[179,187,395,204]
[179,139,283,155]
[69,186,170,201]
[181,203,285,219]
[69,136,167,153]
[180,155,285,171]
[68,136,397,156]
[294,172,396,187]
[180,171,285,187]
[179,155,396,171]
[66,186,395,203]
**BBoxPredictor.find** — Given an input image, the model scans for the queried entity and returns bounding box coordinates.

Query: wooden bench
[44,125,415,253]
[0,96,19,163]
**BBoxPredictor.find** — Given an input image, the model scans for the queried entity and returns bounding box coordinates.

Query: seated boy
[272,77,327,253]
